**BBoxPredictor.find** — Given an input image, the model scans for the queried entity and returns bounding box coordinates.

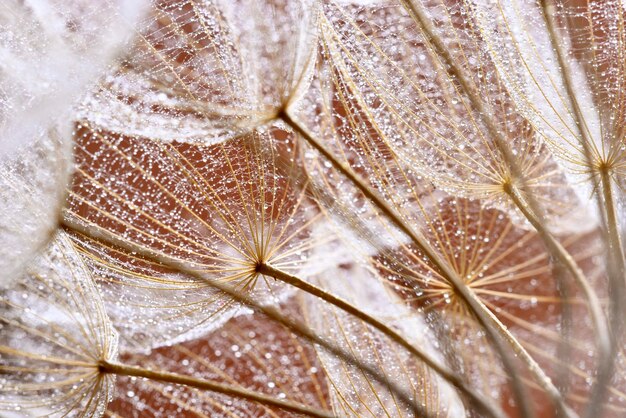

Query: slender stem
[505,184,611,359]
[278,110,533,418]
[600,169,626,301]
[538,0,623,297]
[584,169,626,418]
[99,360,334,418]
[539,3,624,416]
[352,0,598,414]
[552,261,574,398]
[256,262,503,418]
[475,287,570,416]
[61,216,468,418]
[539,0,601,175]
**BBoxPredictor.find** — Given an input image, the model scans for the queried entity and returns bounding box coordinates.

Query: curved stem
[279,110,531,418]
[374,1,607,415]
[587,169,626,418]
[505,184,611,359]
[539,0,626,294]
[539,3,624,416]
[99,360,334,418]
[256,262,503,418]
[600,170,626,304]
[61,216,458,418]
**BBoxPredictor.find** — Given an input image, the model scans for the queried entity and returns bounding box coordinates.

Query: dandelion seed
[0,232,118,417]
[2,0,619,416]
